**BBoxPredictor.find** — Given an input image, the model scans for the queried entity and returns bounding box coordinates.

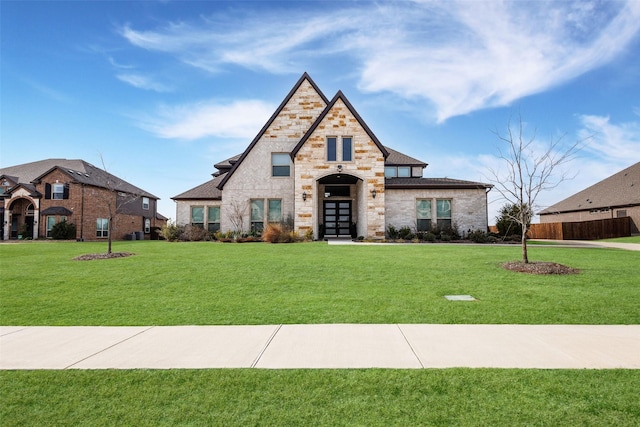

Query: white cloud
[116,73,173,92]
[577,114,640,166]
[118,1,640,122]
[134,99,275,140]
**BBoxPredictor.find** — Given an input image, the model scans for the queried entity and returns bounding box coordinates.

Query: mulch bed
[73,252,134,261]
[503,261,579,275]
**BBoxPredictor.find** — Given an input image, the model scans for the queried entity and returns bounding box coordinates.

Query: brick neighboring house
[0,159,166,240]
[539,161,640,234]
[173,73,492,239]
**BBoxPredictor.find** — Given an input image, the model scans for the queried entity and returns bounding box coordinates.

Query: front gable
[217,73,329,190]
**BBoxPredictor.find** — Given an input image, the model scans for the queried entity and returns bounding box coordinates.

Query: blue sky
[2,0,640,224]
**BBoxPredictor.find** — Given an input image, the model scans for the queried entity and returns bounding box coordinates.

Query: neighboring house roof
[172,174,225,200]
[539,161,640,215]
[0,159,158,199]
[217,73,329,190]
[385,177,493,190]
[384,146,427,167]
[291,90,390,160]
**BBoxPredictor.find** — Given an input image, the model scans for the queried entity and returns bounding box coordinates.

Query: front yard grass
[2,240,639,325]
[2,369,640,426]
[2,241,639,426]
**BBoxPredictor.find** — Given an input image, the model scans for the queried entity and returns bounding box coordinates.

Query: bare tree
[487,114,584,263]
[227,199,247,238]
[99,155,141,254]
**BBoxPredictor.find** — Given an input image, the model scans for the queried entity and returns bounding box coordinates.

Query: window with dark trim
[207,206,221,232]
[342,137,352,161]
[327,137,337,161]
[96,218,109,238]
[191,206,204,228]
[271,153,290,177]
[142,197,150,210]
[436,199,452,229]
[416,199,432,231]
[251,199,264,232]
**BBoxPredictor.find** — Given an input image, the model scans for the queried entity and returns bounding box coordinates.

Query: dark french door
[323,201,351,236]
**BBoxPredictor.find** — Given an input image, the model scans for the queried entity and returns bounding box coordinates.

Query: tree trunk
[107,217,113,255]
[521,231,529,263]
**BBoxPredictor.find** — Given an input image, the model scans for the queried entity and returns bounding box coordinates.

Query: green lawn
[2,240,639,325]
[601,236,640,243]
[2,369,639,426]
[2,241,639,426]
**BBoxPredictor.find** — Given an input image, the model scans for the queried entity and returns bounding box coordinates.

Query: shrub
[50,220,77,240]
[161,222,181,242]
[468,229,491,243]
[262,223,301,243]
[386,225,399,240]
[398,226,414,240]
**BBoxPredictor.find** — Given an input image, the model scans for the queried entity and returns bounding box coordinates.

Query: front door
[324,201,351,236]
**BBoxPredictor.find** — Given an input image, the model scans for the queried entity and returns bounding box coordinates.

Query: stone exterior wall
[294,98,386,238]
[385,188,490,233]
[221,79,327,233]
[540,205,640,234]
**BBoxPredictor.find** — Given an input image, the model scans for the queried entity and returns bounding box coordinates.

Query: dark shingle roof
[214,154,242,171]
[539,161,640,214]
[0,159,158,199]
[172,174,225,200]
[385,177,492,189]
[384,147,427,167]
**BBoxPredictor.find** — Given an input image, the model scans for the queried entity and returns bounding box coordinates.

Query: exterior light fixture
[371,189,377,199]
[337,164,343,173]
[302,191,307,202]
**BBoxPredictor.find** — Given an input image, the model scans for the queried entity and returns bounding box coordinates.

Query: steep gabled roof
[384,146,427,167]
[217,73,329,190]
[0,159,158,199]
[385,177,492,190]
[172,173,225,200]
[291,90,389,159]
[539,161,640,215]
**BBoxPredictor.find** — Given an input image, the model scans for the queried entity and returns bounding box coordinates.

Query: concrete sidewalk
[2,324,639,370]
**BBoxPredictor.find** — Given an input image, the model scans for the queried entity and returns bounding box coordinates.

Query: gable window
[327,137,337,161]
[191,206,204,228]
[271,153,291,177]
[96,218,109,238]
[268,199,282,223]
[398,166,411,177]
[342,137,352,162]
[416,200,432,231]
[251,199,264,232]
[207,206,221,232]
[436,199,452,229]
[52,183,64,200]
[142,197,150,210]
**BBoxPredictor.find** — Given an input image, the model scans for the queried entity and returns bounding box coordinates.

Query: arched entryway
[317,173,362,238]
[7,198,36,239]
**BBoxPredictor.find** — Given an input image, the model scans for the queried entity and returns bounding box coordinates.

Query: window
[324,186,350,197]
[271,153,290,177]
[207,206,221,232]
[251,199,264,232]
[46,216,56,238]
[398,166,411,177]
[385,166,411,178]
[327,137,337,161]
[142,197,150,210]
[52,183,64,200]
[144,218,151,233]
[96,218,109,238]
[385,167,397,178]
[191,206,204,228]
[416,200,432,231]
[268,199,282,223]
[436,199,452,229]
[342,137,352,162]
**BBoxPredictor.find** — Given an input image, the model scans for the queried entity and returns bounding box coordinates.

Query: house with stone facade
[539,161,640,234]
[0,159,166,240]
[173,73,492,239]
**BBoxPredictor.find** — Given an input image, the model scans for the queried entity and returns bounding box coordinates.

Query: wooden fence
[527,217,631,240]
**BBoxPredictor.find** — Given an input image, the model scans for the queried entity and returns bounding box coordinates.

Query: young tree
[487,114,583,263]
